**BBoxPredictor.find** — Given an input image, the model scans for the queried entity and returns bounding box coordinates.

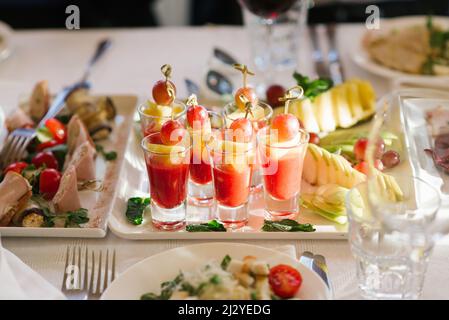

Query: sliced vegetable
[36,140,61,152]
[45,118,67,143]
[186,220,226,232]
[268,264,302,299]
[262,219,315,232]
[36,126,53,143]
[125,197,151,225]
[220,254,231,270]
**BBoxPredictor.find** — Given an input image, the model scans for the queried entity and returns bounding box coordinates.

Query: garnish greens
[141,273,185,300]
[262,219,315,232]
[423,15,449,74]
[186,220,226,232]
[220,254,231,270]
[22,164,43,195]
[126,197,150,225]
[95,144,117,161]
[293,72,333,101]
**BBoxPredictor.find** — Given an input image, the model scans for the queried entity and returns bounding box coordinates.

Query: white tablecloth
[1,24,448,300]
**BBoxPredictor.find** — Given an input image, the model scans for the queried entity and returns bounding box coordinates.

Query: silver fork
[88,249,116,300]
[61,246,89,300]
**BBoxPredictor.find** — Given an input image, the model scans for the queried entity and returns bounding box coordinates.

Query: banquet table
[1,24,449,300]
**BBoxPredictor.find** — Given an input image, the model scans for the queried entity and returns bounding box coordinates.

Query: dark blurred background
[0,0,447,29]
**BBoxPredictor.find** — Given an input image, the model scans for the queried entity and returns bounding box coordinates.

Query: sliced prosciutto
[425,133,449,172]
[52,165,81,213]
[67,141,96,181]
[5,109,34,132]
[0,171,32,226]
[66,114,95,156]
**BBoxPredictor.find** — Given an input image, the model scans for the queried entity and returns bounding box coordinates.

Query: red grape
[187,104,208,128]
[160,120,186,145]
[308,132,320,145]
[266,84,285,107]
[374,159,384,171]
[271,114,300,142]
[152,80,176,105]
[230,118,253,143]
[381,150,400,169]
[235,87,258,110]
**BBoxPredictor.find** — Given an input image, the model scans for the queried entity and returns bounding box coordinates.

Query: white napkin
[0,236,66,300]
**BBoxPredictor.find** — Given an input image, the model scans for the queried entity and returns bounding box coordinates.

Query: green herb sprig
[186,220,226,232]
[293,72,333,101]
[95,144,117,161]
[262,219,315,232]
[125,197,150,225]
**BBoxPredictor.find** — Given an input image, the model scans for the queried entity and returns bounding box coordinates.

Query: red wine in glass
[239,0,298,20]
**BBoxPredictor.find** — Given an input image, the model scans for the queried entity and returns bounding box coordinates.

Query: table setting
[1,0,449,302]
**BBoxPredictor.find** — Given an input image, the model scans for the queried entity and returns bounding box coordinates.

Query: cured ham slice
[0,171,32,226]
[52,165,81,213]
[67,141,96,181]
[29,80,50,122]
[66,114,95,156]
[5,109,34,132]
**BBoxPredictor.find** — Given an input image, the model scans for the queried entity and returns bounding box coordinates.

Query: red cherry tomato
[354,138,368,162]
[354,161,369,175]
[39,168,61,200]
[187,104,208,128]
[36,140,61,152]
[3,161,28,175]
[45,118,67,143]
[235,87,258,110]
[152,80,176,105]
[32,151,59,169]
[308,132,320,145]
[160,120,186,146]
[230,118,253,143]
[266,84,285,107]
[271,114,300,142]
[268,264,303,299]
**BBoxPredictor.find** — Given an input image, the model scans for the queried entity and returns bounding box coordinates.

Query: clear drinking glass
[138,100,186,137]
[141,132,191,231]
[207,130,254,228]
[188,111,224,206]
[346,178,441,300]
[223,100,273,192]
[257,127,308,220]
[241,0,309,87]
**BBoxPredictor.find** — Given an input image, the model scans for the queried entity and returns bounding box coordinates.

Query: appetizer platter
[0,81,137,237]
[353,16,449,79]
[101,243,331,300]
[108,64,410,240]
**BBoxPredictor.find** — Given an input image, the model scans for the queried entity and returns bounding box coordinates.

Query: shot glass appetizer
[138,64,186,136]
[223,64,273,192]
[258,86,308,220]
[141,80,191,231]
[207,113,254,228]
[186,94,224,206]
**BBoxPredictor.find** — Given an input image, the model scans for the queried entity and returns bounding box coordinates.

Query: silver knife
[326,24,344,84]
[310,25,331,79]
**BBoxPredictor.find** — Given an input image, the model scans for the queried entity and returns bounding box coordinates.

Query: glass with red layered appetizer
[258,86,308,220]
[222,64,273,192]
[186,94,224,206]
[138,64,186,137]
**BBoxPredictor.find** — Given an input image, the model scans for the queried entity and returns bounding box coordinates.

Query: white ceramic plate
[352,16,449,81]
[0,20,13,62]
[101,242,331,300]
[0,84,138,237]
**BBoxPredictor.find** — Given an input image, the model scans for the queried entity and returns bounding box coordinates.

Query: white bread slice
[29,80,50,122]
[67,141,96,181]
[0,172,32,226]
[5,108,34,132]
[52,165,81,213]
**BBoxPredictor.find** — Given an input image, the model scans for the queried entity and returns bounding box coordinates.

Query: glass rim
[141,132,192,155]
[256,126,309,149]
[222,100,273,123]
[138,99,187,120]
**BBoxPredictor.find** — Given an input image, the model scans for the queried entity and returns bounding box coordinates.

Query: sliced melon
[314,91,336,132]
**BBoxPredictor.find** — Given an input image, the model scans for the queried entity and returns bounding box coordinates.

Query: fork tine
[14,137,32,163]
[2,135,20,167]
[103,250,109,292]
[111,250,116,282]
[89,251,95,293]
[95,251,103,294]
[0,135,14,167]
[8,136,25,163]
[83,247,89,292]
[61,246,70,290]
[76,246,82,290]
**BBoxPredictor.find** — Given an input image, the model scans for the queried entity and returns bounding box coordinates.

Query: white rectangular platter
[0,92,137,238]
